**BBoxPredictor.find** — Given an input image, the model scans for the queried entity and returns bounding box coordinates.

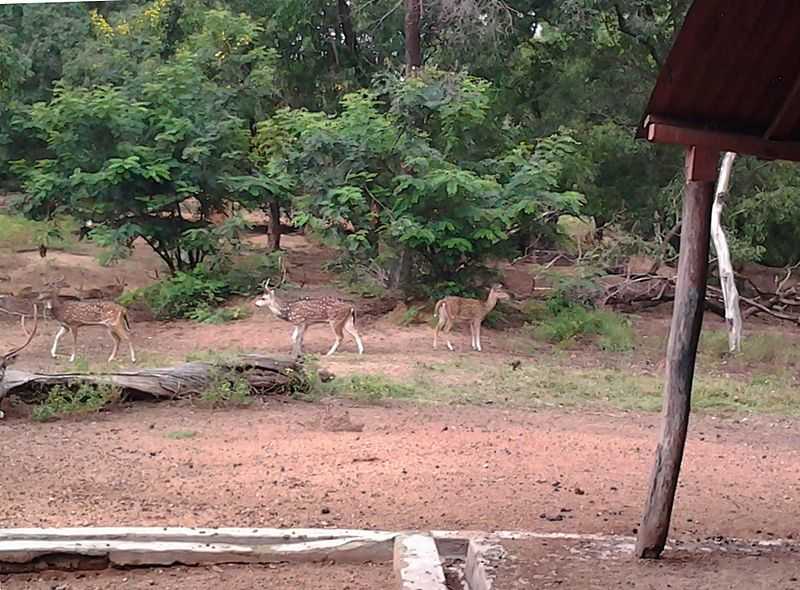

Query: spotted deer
[254,280,364,357]
[38,279,136,363]
[433,283,511,352]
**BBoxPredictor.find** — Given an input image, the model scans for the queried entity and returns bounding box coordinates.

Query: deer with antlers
[433,283,511,352]
[0,304,38,381]
[39,278,136,363]
[0,305,38,417]
[0,295,38,337]
[254,279,364,357]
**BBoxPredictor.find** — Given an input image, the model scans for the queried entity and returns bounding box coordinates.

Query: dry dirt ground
[2,404,800,588]
[3,231,800,588]
[1,562,392,589]
[495,538,800,589]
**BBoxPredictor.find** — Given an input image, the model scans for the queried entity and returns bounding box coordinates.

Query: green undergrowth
[119,253,281,321]
[315,360,800,416]
[197,367,254,408]
[32,382,119,422]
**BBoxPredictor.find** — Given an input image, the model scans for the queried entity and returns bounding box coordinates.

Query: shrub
[198,368,253,407]
[120,253,281,320]
[32,383,119,422]
[547,274,605,312]
[534,303,634,351]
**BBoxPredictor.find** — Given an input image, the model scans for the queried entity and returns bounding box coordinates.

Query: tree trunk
[635,147,716,559]
[404,0,422,74]
[268,198,282,251]
[337,0,359,63]
[711,152,742,353]
[1,355,307,402]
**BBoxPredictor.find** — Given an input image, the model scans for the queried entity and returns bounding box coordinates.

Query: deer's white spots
[255,283,364,356]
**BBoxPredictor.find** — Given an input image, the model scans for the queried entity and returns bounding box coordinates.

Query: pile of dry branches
[602,264,800,325]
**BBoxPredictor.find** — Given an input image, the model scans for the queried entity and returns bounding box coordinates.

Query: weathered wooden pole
[635,146,717,559]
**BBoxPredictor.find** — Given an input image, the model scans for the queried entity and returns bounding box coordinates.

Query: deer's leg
[292,324,306,357]
[69,327,78,363]
[107,327,120,363]
[326,319,344,356]
[444,319,455,352]
[291,325,299,344]
[51,326,67,358]
[124,325,136,364]
[433,314,446,350]
[475,320,483,352]
[344,314,364,355]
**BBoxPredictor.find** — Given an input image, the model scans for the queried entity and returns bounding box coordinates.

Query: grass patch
[323,359,800,416]
[321,373,423,403]
[166,430,197,440]
[188,305,251,325]
[32,383,119,422]
[701,330,797,368]
[0,214,81,252]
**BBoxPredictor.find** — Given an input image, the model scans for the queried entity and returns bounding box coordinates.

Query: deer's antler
[0,304,38,379]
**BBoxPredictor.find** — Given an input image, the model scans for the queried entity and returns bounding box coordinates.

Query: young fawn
[433,283,511,352]
[254,280,364,357]
[38,285,136,363]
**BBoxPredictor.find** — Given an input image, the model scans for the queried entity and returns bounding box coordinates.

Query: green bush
[199,368,253,407]
[32,383,118,422]
[547,274,606,312]
[534,304,634,351]
[120,253,281,321]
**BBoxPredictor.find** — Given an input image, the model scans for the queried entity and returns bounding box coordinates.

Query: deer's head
[37,275,66,310]
[254,279,277,309]
[490,283,511,302]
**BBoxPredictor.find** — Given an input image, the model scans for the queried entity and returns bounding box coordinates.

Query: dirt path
[1,403,798,542]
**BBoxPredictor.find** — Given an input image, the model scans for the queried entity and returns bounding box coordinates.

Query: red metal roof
[639,0,800,160]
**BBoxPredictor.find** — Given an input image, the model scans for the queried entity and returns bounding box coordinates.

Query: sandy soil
[2,403,799,540]
[1,562,392,589]
[495,538,800,589]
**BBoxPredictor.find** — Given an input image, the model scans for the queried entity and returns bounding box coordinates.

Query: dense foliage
[3,0,800,292]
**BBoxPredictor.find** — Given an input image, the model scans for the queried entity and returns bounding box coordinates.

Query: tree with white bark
[711,152,742,353]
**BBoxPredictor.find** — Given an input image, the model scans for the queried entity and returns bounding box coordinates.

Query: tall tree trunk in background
[337,0,359,64]
[404,0,422,74]
[268,198,282,251]
[711,152,741,352]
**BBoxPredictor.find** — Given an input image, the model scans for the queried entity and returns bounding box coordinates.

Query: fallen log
[0,354,310,404]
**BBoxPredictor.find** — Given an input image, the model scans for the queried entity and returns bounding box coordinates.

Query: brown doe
[254,279,364,357]
[39,278,136,363]
[433,283,511,352]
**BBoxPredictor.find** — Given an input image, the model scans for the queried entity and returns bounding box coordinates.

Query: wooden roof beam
[764,69,800,141]
[645,115,800,163]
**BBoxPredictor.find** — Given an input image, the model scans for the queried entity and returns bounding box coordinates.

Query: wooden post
[635,146,717,559]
